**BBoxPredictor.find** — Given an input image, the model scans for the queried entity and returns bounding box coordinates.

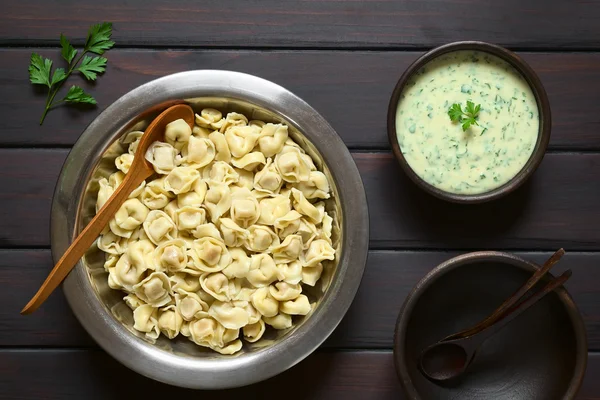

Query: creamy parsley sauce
[396,50,539,194]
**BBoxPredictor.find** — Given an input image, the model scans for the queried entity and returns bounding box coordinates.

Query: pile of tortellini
[95,108,337,354]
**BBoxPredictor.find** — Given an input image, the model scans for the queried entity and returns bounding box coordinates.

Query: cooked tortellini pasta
[95,108,337,354]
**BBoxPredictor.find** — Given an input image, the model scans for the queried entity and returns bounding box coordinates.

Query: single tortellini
[243,319,266,343]
[245,225,279,252]
[230,188,260,228]
[205,161,239,186]
[170,272,202,293]
[232,152,266,171]
[209,130,231,163]
[183,135,215,168]
[251,287,279,318]
[143,210,177,245]
[273,210,302,239]
[275,146,311,183]
[321,213,333,243]
[164,167,200,195]
[269,281,302,301]
[191,222,223,241]
[158,305,184,339]
[165,118,192,151]
[291,188,324,224]
[195,108,223,127]
[190,237,231,273]
[222,247,251,279]
[127,239,156,272]
[103,254,119,272]
[257,123,288,157]
[115,153,134,174]
[254,158,284,195]
[208,300,250,330]
[174,206,205,231]
[304,239,336,267]
[279,260,303,285]
[133,304,160,340]
[271,234,303,264]
[114,198,149,231]
[204,184,232,222]
[294,171,330,199]
[234,168,254,191]
[280,294,311,315]
[302,262,323,286]
[145,142,179,174]
[257,194,291,225]
[108,253,147,292]
[124,293,145,310]
[189,317,224,348]
[122,130,143,155]
[133,271,172,308]
[220,112,248,133]
[263,313,293,330]
[153,239,187,273]
[176,290,209,321]
[218,218,248,248]
[200,272,235,302]
[98,230,128,255]
[141,178,173,210]
[96,178,114,212]
[225,125,261,158]
[247,254,282,287]
[177,178,207,208]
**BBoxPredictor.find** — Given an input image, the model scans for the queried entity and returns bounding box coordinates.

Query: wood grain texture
[0,349,598,399]
[5,250,599,349]
[1,1,599,49]
[2,149,600,250]
[2,49,600,149]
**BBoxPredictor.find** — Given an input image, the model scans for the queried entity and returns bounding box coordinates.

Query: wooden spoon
[21,104,195,315]
[419,267,572,382]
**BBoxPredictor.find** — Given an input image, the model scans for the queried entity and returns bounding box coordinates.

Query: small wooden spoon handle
[442,248,565,341]
[20,167,150,315]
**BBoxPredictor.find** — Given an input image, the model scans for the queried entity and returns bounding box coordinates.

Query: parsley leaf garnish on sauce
[448,100,481,131]
[28,22,114,125]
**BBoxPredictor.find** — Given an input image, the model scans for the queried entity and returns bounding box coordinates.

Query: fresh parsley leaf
[51,68,67,86]
[60,34,77,63]
[85,22,115,55]
[63,85,97,104]
[28,53,53,87]
[448,101,481,131]
[447,103,464,122]
[77,56,107,80]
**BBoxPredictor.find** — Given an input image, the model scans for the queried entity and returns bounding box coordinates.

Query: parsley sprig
[29,22,115,125]
[448,100,481,131]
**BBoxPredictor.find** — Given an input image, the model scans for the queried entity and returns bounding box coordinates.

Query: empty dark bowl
[387,41,551,203]
[393,251,587,400]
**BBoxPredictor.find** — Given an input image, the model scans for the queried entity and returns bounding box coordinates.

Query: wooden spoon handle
[442,248,565,341]
[21,168,150,315]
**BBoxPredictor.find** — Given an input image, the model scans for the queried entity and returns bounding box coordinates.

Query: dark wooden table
[2,1,600,398]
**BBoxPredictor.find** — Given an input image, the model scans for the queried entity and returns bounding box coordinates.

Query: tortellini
[96,107,336,354]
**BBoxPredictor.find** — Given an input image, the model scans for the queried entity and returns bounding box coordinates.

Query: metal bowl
[50,70,369,389]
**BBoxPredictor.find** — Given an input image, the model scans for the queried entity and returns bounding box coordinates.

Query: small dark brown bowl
[393,252,587,400]
[387,41,551,203]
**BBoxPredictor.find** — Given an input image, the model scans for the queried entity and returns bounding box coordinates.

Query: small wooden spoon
[419,266,572,382]
[21,104,194,315]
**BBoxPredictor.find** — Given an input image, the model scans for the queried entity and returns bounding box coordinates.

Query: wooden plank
[5,250,600,349]
[1,1,599,49]
[2,149,600,250]
[2,49,600,149]
[0,349,598,399]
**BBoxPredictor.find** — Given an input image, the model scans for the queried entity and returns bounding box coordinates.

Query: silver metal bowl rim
[50,70,369,389]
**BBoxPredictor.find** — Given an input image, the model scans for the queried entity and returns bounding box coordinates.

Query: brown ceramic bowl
[387,41,551,203]
[393,251,587,400]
